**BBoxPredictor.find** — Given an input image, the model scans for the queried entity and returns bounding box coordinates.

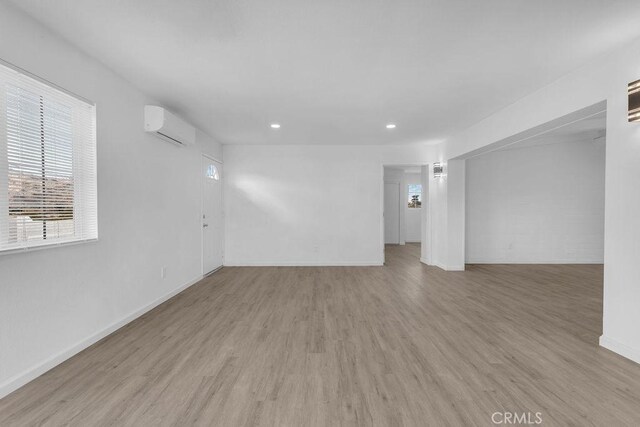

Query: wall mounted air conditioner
[144,105,196,146]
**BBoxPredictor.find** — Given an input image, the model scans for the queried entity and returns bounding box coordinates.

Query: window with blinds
[0,61,97,253]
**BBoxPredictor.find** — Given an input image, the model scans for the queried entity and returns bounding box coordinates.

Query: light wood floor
[2,244,640,426]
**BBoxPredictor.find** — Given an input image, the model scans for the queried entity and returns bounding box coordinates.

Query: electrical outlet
[161,266,166,279]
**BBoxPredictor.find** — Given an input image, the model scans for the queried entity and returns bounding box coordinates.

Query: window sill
[0,238,98,256]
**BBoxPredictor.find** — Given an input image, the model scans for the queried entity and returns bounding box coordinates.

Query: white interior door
[202,156,223,274]
[384,182,400,244]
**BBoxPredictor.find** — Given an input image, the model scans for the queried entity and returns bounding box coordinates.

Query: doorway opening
[382,165,429,266]
[462,103,607,343]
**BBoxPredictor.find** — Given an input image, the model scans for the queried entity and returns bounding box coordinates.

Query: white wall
[428,35,640,363]
[466,140,605,263]
[224,145,434,266]
[404,173,422,242]
[0,3,222,398]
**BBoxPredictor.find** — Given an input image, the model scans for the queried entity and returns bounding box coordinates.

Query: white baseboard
[466,259,604,264]
[225,261,383,267]
[433,261,447,270]
[420,257,430,265]
[0,274,204,400]
[599,335,640,365]
[432,261,465,271]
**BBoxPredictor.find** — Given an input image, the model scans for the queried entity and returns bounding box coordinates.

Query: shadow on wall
[234,174,299,223]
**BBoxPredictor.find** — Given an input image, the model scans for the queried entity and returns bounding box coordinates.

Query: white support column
[420,165,431,265]
[426,159,466,271]
[445,159,466,271]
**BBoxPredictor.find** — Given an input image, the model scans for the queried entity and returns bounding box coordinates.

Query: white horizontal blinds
[0,62,97,252]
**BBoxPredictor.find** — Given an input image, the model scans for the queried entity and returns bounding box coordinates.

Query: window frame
[0,59,98,255]
[407,183,423,209]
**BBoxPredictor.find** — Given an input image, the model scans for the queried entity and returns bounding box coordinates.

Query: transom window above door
[206,164,220,180]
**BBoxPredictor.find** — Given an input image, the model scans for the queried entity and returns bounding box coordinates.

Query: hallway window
[408,184,422,208]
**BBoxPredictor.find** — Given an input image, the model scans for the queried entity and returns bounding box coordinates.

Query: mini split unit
[144,105,196,146]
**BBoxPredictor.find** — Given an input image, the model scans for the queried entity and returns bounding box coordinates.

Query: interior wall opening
[463,108,607,341]
[383,164,428,265]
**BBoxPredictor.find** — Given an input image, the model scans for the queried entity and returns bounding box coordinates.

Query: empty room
[1,1,640,426]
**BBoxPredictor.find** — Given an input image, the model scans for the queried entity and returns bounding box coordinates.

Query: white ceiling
[8,0,640,146]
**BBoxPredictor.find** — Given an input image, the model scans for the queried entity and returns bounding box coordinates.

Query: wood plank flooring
[1,244,640,426]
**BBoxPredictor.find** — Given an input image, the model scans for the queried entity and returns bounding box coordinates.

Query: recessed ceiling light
[270,123,281,129]
[386,124,396,129]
